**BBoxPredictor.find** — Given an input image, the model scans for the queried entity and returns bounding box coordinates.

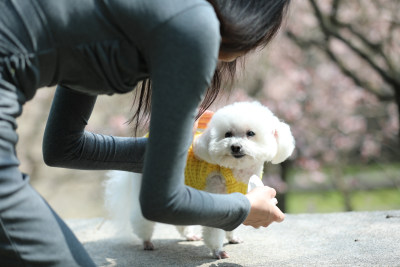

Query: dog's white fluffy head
[193,101,295,169]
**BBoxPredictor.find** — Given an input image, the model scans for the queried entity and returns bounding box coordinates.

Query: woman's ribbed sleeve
[42,86,147,173]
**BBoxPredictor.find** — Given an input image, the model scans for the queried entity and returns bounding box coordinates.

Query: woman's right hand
[243,186,285,228]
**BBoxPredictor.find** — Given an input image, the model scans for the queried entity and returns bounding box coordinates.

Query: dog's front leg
[226,230,243,244]
[175,225,202,241]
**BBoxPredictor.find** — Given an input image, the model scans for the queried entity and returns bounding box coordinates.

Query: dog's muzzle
[231,145,245,158]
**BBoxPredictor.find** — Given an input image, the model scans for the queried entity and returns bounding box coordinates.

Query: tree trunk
[332,163,353,212]
[278,160,291,213]
[395,89,400,148]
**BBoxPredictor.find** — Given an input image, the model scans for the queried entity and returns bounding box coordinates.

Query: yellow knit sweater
[184,141,249,194]
[146,127,260,194]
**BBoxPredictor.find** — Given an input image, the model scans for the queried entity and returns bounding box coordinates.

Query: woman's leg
[0,78,95,266]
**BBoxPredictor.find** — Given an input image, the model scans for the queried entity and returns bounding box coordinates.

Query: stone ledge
[67,210,400,266]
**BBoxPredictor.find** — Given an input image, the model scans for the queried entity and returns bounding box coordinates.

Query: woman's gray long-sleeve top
[1,0,250,231]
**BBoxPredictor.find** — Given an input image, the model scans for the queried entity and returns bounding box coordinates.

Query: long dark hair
[130,0,291,132]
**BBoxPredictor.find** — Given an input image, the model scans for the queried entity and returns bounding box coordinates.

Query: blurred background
[16,0,399,219]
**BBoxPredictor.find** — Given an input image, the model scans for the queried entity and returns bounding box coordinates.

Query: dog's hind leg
[129,174,156,250]
[104,171,156,250]
[202,227,228,259]
[130,215,156,250]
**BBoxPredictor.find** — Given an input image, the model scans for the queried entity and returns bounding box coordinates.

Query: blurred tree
[286,0,400,144]
[233,0,399,212]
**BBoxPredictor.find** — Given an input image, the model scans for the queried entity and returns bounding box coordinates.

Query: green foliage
[287,188,400,214]
[285,162,400,213]
[287,191,345,213]
[351,189,400,211]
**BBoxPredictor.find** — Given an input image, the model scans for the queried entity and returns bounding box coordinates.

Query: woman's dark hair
[130,0,290,133]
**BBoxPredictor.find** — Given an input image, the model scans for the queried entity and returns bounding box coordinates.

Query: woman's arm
[138,4,250,231]
[43,85,147,173]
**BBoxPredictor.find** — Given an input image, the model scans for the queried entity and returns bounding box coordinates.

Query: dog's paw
[143,241,155,250]
[213,250,229,259]
[186,234,202,241]
[228,236,243,244]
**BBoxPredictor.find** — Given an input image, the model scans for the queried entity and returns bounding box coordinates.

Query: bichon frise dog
[104,101,295,259]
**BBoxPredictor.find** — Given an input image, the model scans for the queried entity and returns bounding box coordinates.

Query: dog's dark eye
[225,131,233,138]
[247,131,256,137]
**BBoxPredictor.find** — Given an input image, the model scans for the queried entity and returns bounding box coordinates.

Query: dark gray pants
[0,76,95,266]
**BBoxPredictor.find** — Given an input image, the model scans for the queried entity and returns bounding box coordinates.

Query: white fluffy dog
[104,101,295,259]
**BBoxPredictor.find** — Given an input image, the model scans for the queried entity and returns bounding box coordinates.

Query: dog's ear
[271,121,295,164]
[192,129,213,162]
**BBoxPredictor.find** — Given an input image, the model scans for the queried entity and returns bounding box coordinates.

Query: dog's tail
[104,171,140,230]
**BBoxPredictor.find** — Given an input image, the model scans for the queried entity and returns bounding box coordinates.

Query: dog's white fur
[104,101,295,258]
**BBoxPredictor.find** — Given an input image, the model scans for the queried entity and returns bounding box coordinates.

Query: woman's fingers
[273,205,285,222]
[243,186,285,228]
[265,186,277,198]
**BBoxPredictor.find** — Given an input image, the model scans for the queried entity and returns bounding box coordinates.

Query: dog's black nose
[231,145,242,153]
